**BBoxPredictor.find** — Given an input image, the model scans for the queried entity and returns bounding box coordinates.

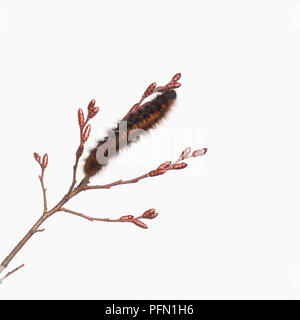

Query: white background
[0,0,300,299]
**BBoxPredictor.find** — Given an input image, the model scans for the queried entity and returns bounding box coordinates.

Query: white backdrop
[0,0,300,299]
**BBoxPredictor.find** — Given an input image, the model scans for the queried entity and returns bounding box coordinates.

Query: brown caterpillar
[83,89,177,179]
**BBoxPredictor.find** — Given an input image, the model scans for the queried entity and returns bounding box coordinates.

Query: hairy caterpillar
[83,89,177,179]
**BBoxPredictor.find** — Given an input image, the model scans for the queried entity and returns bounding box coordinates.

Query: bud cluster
[75,99,100,158]
[125,72,182,120]
[192,148,208,157]
[179,147,208,161]
[87,99,99,119]
[33,152,48,169]
[142,208,159,219]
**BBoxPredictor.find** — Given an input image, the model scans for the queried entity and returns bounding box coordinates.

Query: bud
[120,215,134,221]
[167,82,181,89]
[171,72,181,82]
[33,152,40,164]
[87,99,96,112]
[180,147,191,160]
[158,161,172,170]
[143,208,156,218]
[82,124,91,142]
[172,163,187,170]
[78,108,85,128]
[149,169,167,177]
[88,106,100,119]
[149,212,159,219]
[133,219,148,229]
[42,153,48,169]
[192,148,208,157]
[143,210,159,219]
[144,82,156,97]
[76,144,84,157]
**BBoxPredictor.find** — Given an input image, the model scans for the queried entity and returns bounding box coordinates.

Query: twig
[68,115,92,193]
[84,147,207,191]
[60,207,157,227]
[0,264,25,284]
[34,228,45,233]
[84,174,149,190]
[39,168,48,214]
[34,153,48,214]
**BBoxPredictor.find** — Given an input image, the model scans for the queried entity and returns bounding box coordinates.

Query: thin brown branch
[34,228,45,233]
[61,208,94,221]
[0,264,25,284]
[84,174,150,190]
[60,207,156,228]
[68,118,87,193]
[68,157,80,193]
[83,149,206,191]
[83,166,182,191]
[39,168,47,214]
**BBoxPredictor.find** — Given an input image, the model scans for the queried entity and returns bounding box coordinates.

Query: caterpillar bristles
[83,89,177,179]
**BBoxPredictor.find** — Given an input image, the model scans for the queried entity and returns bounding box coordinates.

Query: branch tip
[33,152,41,164]
[42,153,48,169]
[192,147,208,157]
[171,72,181,82]
[78,108,85,128]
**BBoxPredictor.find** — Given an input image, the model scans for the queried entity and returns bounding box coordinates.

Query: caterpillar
[83,89,177,179]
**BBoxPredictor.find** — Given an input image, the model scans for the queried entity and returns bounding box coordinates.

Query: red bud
[82,124,91,142]
[149,212,159,219]
[180,147,191,160]
[120,215,134,221]
[192,148,208,157]
[167,82,181,89]
[144,82,156,97]
[143,208,156,218]
[78,108,85,128]
[149,169,167,177]
[88,106,100,119]
[171,73,181,82]
[87,99,96,112]
[133,219,148,229]
[93,106,100,115]
[33,152,40,163]
[173,163,187,170]
[158,161,172,170]
[42,153,48,169]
